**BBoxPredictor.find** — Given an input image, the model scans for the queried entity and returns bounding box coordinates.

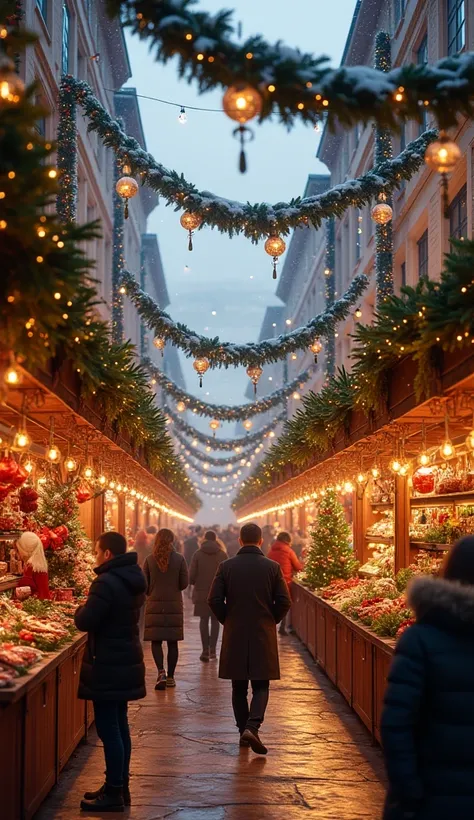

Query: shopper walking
[74,531,146,813]
[268,532,303,635]
[143,528,189,690]
[208,522,291,755]
[189,530,227,662]
[381,536,474,820]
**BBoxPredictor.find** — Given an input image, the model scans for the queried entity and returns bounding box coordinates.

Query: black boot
[84,781,130,806]
[80,784,124,812]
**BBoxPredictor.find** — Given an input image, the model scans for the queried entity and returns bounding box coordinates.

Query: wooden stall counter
[0,634,90,820]
[292,581,394,743]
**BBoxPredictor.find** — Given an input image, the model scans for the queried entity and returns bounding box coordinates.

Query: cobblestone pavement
[36,600,386,819]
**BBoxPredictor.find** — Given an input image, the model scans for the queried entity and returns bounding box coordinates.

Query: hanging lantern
[439,411,455,459]
[243,419,253,431]
[371,192,393,225]
[180,212,203,251]
[152,337,165,356]
[222,83,262,173]
[3,356,22,386]
[209,419,220,437]
[83,464,94,480]
[115,175,139,219]
[193,357,210,387]
[176,401,186,413]
[46,444,61,464]
[246,364,263,395]
[425,132,461,218]
[65,456,77,473]
[0,58,24,105]
[264,235,286,279]
[13,429,30,450]
[309,339,323,363]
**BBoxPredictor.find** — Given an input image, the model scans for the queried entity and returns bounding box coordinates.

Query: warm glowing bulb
[391,459,401,473]
[176,401,186,412]
[418,452,430,467]
[14,431,30,449]
[117,483,123,492]
[65,457,77,472]
[131,488,136,496]
[4,364,20,385]
[357,473,365,484]
[371,466,379,479]
[344,481,354,493]
[84,466,93,480]
[24,459,33,474]
[292,392,300,400]
[440,440,454,459]
[47,445,61,463]
[119,286,126,295]
[99,474,106,485]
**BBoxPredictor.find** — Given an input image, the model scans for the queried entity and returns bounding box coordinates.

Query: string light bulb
[98,474,106,485]
[4,360,21,386]
[65,456,77,473]
[46,444,61,463]
[209,419,220,436]
[83,465,94,480]
[176,401,186,413]
[439,411,454,459]
[243,420,253,431]
[0,59,24,105]
[14,430,30,449]
[24,459,34,474]
[152,337,165,356]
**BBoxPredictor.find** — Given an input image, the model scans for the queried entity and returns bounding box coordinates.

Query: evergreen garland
[304,489,358,590]
[325,218,335,376]
[169,406,285,450]
[106,1,474,131]
[374,32,394,302]
[173,426,256,464]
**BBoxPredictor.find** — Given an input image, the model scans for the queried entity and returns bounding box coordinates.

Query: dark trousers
[151,640,179,677]
[93,700,131,788]
[232,680,270,733]
[199,614,220,651]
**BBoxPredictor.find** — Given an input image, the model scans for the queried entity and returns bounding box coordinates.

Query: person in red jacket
[267,532,302,635]
[16,531,51,600]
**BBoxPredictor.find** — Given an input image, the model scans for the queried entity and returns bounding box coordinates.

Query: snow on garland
[122,270,368,367]
[182,455,244,481]
[173,426,257,464]
[107,1,474,132]
[145,356,313,419]
[168,407,285,450]
[61,76,437,241]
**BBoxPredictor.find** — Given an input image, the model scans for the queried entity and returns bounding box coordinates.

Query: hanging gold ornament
[0,58,24,105]
[371,191,393,225]
[180,212,203,251]
[222,83,262,173]
[115,176,139,219]
[264,235,286,279]
[209,419,220,437]
[243,419,253,431]
[152,337,165,356]
[246,364,263,395]
[193,357,210,387]
[176,401,186,413]
[424,132,461,218]
[309,339,322,363]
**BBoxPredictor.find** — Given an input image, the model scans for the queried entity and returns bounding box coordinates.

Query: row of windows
[412,185,467,281]
[395,0,465,58]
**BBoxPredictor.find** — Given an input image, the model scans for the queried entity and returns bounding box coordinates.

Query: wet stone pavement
[36,600,386,819]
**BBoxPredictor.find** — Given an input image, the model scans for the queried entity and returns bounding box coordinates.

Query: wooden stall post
[118,494,126,537]
[298,505,306,534]
[394,474,410,572]
[92,493,105,542]
[353,487,366,565]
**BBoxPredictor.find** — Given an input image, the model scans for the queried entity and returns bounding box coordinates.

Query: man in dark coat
[74,531,146,813]
[208,522,291,755]
[381,572,474,820]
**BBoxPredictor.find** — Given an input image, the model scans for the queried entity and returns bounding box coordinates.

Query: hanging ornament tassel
[272,258,277,279]
[124,199,129,219]
[253,383,257,396]
[188,230,193,251]
[233,125,254,174]
[199,376,203,388]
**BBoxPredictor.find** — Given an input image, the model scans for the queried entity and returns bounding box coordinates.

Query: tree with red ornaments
[305,489,358,590]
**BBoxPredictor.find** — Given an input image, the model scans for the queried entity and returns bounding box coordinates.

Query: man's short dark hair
[277,531,292,544]
[240,523,262,545]
[146,525,158,535]
[97,531,127,556]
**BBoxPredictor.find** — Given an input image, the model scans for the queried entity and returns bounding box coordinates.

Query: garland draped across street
[146,357,313,419]
[174,427,257,464]
[123,271,368,367]
[59,77,437,242]
[169,407,285,450]
[233,239,474,510]
[106,1,474,131]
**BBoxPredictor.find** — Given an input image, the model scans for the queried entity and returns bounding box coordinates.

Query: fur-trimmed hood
[409,575,474,631]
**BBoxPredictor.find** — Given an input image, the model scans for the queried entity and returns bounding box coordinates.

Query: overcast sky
[124,0,357,523]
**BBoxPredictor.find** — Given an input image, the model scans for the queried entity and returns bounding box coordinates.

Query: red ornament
[53,524,68,541]
[0,484,13,502]
[0,455,19,485]
[19,486,39,513]
[10,462,28,488]
[76,485,92,504]
[38,526,52,549]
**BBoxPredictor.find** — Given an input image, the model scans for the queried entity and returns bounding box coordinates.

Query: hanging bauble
[424,132,461,218]
[19,486,39,514]
[309,339,323,363]
[222,83,262,173]
[76,484,92,504]
[243,419,253,431]
[152,337,165,356]
[264,235,286,279]
[0,454,19,484]
[115,176,139,219]
[371,192,393,225]
[0,58,24,105]
[246,364,263,395]
[193,357,210,387]
[176,401,186,413]
[209,419,220,437]
[180,212,203,251]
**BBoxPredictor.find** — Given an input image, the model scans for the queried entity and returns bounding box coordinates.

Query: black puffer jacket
[75,552,146,702]
[381,575,474,820]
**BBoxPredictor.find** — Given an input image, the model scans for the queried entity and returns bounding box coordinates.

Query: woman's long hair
[153,528,175,572]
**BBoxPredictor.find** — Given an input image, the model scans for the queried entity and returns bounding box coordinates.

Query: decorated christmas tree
[305,489,358,590]
[29,476,94,595]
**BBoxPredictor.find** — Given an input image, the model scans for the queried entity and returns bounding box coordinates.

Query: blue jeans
[93,701,131,788]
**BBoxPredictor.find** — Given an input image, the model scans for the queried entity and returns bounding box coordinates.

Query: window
[449,184,468,241]
[62,4,70,75]
[394,0,406,25]
[417,35,428,134]
[401,261,406,288]
[448,0,465,55]
[417,230,429,279]
[36,0,47,20]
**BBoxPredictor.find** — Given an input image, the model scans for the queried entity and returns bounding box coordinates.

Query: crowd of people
[71,520,474,819]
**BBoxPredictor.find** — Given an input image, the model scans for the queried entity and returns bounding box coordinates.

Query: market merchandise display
[0,595,76,653]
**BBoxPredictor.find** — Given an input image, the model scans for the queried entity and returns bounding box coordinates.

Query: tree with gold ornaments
[304,489,358,590]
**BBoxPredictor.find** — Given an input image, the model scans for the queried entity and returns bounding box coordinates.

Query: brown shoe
[241,728,267,755]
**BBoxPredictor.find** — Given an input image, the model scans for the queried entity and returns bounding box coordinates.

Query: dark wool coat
[75,552,146,702]
[189,539,227,618]
[143,550,189,642]
[381,575,474,820]
[208,545,291,680]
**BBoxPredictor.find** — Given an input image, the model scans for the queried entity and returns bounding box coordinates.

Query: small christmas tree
[305,489,358,590]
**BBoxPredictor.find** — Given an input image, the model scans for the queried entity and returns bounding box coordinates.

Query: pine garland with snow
[173,426,256,464]
[106,1,474,131]
[168,405,285,450]
[304,490,358,590]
